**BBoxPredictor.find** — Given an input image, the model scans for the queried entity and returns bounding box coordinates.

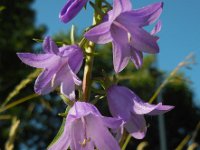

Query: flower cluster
[18,0,174,150]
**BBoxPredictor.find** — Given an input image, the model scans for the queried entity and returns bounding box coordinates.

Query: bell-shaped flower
[107,85,174,139]
[17,36,83,100]
[85,0,163,73]
[48,102,122,150]
[60,0,88,23]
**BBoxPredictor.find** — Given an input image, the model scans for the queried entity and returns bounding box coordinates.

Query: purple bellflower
[48,102,122,150]
[60,0,88,23]
[17,36,83,100]
[107,85,174,139]
[85,0,163,73]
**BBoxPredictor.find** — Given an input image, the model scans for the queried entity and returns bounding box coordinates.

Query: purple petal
[110,24,131,73]
[129,88,175,115]
[130,49,143,69]
[117,2,163,27]
[132,92,174,115]
[69,102,101,118]
[130,27,159,53]
[61,79,76,101]
[36,79,58,95]
[101,117,123,129]
[69,68,82,86]
[107,85,134,121]
[59,0,88,23]
[43,36,59,54]
[59,66,76,100]
[112,41,130,73]
[151,20,162,35]
[86,114,121,150]
[147,104,174,115]
[58,45,83,73]
[125,114,147,139]
[85,22,112,44]
[17,53,59,68]
[70,119,94,150]
[48,122,71,150]
[34,68,58,94]
[67,46,83,73]
[112,0,132,19]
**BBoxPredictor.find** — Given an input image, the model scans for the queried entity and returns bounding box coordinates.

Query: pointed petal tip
[17,53,26,59]
[114,67,121,74]
[153,1,164,9]
[131,131,146,139]
[16,53,23,59]
[163,105,175,111]
[161,2,164,8]
[59,13,69,23]
[34,85,43,95]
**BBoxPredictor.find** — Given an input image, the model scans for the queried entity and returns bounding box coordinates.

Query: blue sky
[32,0,200,106]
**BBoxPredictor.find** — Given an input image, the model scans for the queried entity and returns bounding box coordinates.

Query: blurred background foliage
[0,0,199,150]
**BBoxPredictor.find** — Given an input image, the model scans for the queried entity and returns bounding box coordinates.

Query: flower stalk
[82,0,102,101]
[82,41,95,101]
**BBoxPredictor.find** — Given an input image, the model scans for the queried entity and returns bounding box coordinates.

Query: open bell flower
[107,85,174,139]
[85,0,163,73]
[17,36,83,100]
[60,0,88,23]
[48,102,122,150]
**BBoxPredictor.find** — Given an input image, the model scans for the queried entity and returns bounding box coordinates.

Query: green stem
[149,53,194,104]
[82,41,95,101]
[82,0,102,101]
[0,94,38,113]
[121,134,132,150]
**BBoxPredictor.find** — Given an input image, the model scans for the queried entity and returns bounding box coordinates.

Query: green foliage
[0,0,46,100]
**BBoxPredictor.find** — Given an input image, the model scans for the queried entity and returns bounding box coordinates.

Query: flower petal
[151,20,162,35]
[70,118,94,150]
[112,0,132,19]
[132,92,174,115]
[17,53,59,68]
[60,68,76,100]
[111,24,131,73]
[58,44,83,73]
[70,68,82,86]
[107,85,134,121]
[86,114,120,150]
[130,27,159,53]
[117,2,163,27]
[125,114,147,139]
[130,49,143,69]
[59,0,88,23]
[43,36,59,54]
[69,102,101,119]
[48,121,71,150]
[147,104,174,115]
[85,22,112,44]
[112,41,130,73]
[36,79,57,95]
[67,47,83,73]
[101,116,123,129]
[34,68,58,94]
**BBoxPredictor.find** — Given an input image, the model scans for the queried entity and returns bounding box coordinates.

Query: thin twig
[149,53,195,104]
[2,69,40,107]
[0,94,38,113]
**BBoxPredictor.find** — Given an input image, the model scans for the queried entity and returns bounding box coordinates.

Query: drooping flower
[48,102,122,150]
[60,0,88,23]
[107,85,174,139]
[17,36,83,100]
[85,0,163,73]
